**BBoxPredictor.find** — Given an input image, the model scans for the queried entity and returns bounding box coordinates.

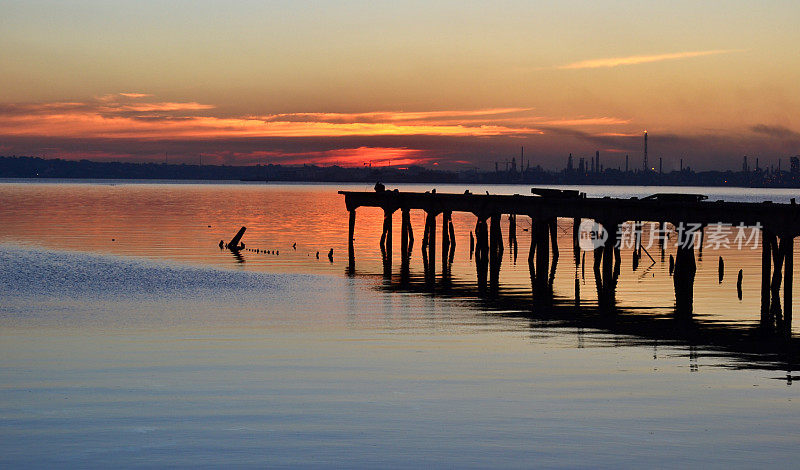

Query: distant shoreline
[3,155,800,188]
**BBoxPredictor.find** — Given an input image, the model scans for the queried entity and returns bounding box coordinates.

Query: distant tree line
[3,155,800,188]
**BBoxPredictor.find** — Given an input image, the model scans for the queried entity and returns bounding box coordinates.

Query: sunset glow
[0,1,798,169]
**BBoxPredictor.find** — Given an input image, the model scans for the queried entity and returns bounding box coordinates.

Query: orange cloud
[0,96,545,139]
[0,94,638,145]
[556,49,744,70]
[104,102,216,112]
[260,108,533,124]
[117,93,152,98]
[0,113,540,139]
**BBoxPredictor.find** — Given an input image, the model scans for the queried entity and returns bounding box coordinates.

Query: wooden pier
[340,188,800,333]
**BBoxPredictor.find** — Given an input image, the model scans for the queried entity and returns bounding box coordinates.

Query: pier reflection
[366,262,799,376]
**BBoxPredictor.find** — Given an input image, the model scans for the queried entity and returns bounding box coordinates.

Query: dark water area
[1,181,799,467]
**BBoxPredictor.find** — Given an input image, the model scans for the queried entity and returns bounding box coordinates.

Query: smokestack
[595,151,600,174]
[643,131,648,172]
[659,157,662,175]
[625,155,629,173]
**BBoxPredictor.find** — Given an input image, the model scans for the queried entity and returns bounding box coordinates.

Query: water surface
[1,181,799,468]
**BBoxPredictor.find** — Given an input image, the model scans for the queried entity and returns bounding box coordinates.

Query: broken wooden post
[228,226,246,251]
[348,210,356,271]
[771,235,785,312]
[476,217,489,292]
[401,208,410,266]
[673,227,697,315]
[528,218,537,266]
[400,208,411,281]
[421,214,430,251]
[785,235,793,331]
[508,214,518,254]
[573,217,581,267]
[602,221,616,304]
[489,214,502,294]
[549,218,559,261]
[634,221,642,258]
[490,214,501,266]
[406,214,414,253]
[535,218,550,293]
[737,269,743,300]
[442,211,451,269]
[469,231,475,258]
[761,229,772,317]
[381,208,393,270]
[448,218,456,260]
[385,210,393,258]
[698,223,706,259]
[426,212,436,276]
[380,215,388,249]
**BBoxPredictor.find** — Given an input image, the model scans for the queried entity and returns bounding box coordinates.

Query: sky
[1,0,799,170]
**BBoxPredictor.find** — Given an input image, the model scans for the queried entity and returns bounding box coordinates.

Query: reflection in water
[4,182,800,468]
[1,181,799,366]
[229,248,245,263]
[372,260,800,374]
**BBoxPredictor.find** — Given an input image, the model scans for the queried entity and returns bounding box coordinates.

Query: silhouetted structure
[228,226,246,251]
[341,188,799,335]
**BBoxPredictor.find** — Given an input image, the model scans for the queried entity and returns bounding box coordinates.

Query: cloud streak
[556,49,743,70]
[0,95,630,140]
[0,93,643,167]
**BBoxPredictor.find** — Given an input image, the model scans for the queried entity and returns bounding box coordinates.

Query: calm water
[1,181,799,468]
